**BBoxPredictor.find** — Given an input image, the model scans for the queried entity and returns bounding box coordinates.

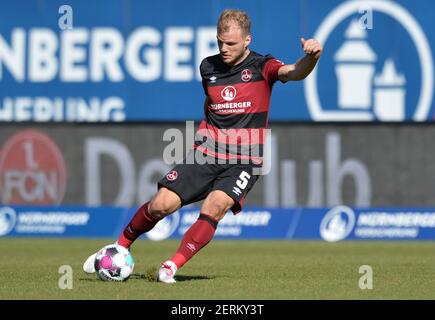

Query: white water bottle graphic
[374,59,406,121]
[334,20,377,109]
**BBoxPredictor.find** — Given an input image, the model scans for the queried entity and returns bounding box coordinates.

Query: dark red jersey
[195,51,284,164]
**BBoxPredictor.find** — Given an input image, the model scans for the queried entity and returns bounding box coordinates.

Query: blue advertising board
[2,205,435,241]
[0,0,433,122]
[0,206,135,238]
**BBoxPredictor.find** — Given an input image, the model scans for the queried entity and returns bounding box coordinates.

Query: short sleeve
[262,58,285,85]
[201,79,208,96]
[199,58,208,95]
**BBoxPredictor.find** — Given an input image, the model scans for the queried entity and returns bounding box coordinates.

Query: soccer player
[83,9,322,283]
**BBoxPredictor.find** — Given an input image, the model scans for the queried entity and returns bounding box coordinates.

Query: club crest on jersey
[221,86,237,101]
[166,170,178,181]
[241,69,252,82]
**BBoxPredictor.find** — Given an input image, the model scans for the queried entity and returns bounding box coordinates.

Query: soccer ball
[94,244,135,282]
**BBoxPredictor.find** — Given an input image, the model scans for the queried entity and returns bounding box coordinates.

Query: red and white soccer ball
[94,244,135,281]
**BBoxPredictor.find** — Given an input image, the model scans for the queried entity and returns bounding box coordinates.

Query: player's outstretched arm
[278,37,323,82]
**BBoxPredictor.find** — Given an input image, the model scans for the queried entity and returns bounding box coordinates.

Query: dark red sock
[117,202,160,249]
[170,213,218,269]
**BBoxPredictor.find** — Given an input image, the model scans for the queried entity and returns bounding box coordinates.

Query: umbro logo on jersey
[241,69,252,82]
[221,86,237,101]
[209,76,217,83]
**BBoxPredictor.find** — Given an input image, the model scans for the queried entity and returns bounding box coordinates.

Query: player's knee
[148,187,181,219]
[148,197,176,220]
[203,203,228,221]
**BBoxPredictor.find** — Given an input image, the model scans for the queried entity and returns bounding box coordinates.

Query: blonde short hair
[217,9,251,36]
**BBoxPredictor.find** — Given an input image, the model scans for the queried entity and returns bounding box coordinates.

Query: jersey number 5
[236,171,251,190]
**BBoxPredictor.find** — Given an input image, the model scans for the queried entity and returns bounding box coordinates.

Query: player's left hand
[301,38,323,60]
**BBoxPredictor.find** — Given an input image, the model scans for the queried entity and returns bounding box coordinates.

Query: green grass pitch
[1,239,435,300]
